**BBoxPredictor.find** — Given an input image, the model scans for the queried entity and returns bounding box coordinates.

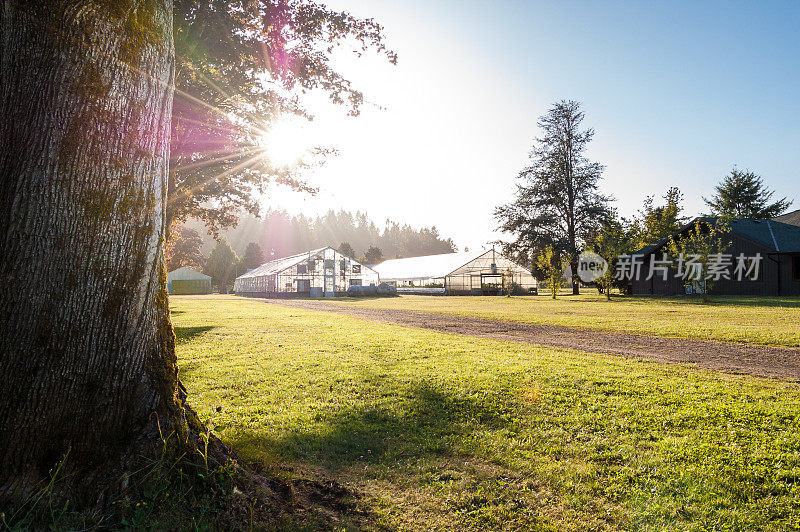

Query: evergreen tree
[362,246,384,265]
[496,100,612,295]
[704,168,792,219]
[204,239,240,291]
[240,242,265,271]
[338,242,355,257]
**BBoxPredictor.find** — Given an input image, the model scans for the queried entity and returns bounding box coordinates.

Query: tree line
[497,100,794,296]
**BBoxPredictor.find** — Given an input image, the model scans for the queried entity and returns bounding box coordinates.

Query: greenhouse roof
[236,247,329,279]
[167,267,210,281]
[374,251,486,281]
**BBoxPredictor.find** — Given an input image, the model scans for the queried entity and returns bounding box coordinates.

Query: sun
[257,118,310,167]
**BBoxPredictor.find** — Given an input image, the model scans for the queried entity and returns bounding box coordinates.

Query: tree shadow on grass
[231,383,514,472]
[173,325,215,345]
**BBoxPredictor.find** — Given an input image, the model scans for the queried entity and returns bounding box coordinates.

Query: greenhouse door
[297,279,310,295]
[470,275,482,294]
[324,272,335,297]
[481,274,503,296]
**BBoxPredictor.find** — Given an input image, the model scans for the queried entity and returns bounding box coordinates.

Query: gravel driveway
[265,299,800,381]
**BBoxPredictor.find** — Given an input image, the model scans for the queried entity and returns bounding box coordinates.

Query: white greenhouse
[374,249,537,295]
[234,247,379,298]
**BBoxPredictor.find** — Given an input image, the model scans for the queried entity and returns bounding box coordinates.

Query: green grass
[327,293,800,347]
[172,295,800,530]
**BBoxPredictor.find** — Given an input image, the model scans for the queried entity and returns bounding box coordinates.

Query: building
[775,208,800,227]
[374,249,537,295]
[630,215,800,296]
[234,247,378,298]
[167,267,212,295]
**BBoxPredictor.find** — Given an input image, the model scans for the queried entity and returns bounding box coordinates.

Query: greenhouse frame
[234,247,379,298]
[374,249,538,295]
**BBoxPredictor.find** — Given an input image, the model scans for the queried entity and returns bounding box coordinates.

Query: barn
[234,246,379,298]
[167,267,212,295]
[775,208,800,227]
[630,215,800,296]
[374,248,537,295]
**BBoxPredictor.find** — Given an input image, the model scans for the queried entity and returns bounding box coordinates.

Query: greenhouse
[167,267,212,295]
[234,247,379,298]
[374,248,537,295]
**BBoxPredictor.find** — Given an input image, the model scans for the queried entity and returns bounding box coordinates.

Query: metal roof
[775,209,800,227]
[374,250,496,281]
[167,267,210,281]
[634,217,800,256]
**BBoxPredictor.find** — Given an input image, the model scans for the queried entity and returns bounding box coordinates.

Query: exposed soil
[266,299,800,382]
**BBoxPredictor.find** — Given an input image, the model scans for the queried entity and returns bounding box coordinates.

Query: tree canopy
[634,187,689,247]
[703,168,792,219]
[169,0,396,234]
[166,225,206,271]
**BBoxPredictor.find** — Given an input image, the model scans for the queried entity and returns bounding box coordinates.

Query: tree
[590,216,637,300]
[168,1,396,235]
[0,0,210,507]
[204,238,240,291]
[635,187,688,247]
[0,0,391,516]
[166,225,206,271]
[361,246,384,265]
[665,220,731,303]
[338,241,355,258]
[535,246,569,299]
[496,100,612,295]
[241,242,266,271]
[704,168,792,219]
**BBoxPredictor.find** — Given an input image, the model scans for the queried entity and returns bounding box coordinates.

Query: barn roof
[167,267,210,281]
[374,250,495,281]
[236,247,329,279]
[634,217,800,257]
[775,209,800,227]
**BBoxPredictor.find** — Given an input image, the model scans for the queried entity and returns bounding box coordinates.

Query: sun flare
[257,118,311,167]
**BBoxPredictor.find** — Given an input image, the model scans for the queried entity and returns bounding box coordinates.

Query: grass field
[327,293,800,347]
[171,296,800,530]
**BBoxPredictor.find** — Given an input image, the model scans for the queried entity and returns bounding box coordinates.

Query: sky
[260,0,800,253]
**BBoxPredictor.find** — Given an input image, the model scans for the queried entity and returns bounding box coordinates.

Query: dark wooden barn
[629,211,800,296]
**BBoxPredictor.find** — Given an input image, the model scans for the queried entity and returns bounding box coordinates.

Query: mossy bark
[0,0,217,508]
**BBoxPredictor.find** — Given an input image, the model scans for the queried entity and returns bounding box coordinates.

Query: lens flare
[257,119,310,167]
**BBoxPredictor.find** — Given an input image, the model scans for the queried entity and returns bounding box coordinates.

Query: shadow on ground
[231,383,514,472]
[173,325,215,345]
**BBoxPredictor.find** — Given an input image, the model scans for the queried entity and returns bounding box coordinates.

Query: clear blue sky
[266,0,800,251]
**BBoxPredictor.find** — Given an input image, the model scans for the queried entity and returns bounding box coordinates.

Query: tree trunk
[0,1,204,507]
[570,256,580,295]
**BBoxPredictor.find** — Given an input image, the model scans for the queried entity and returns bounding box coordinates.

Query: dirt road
[265,299,800,381]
